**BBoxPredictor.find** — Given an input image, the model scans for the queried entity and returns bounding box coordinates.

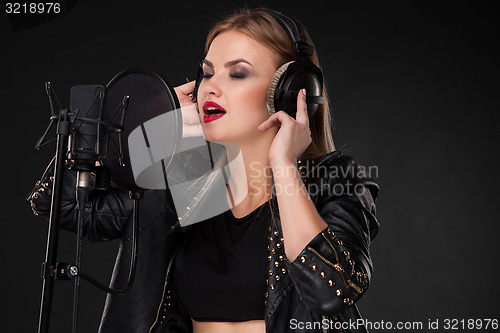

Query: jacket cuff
[286,226,368,315]
[28,157,57,217]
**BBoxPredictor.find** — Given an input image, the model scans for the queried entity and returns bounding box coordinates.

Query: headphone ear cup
[268,59,324,119]
[266,61,293,116]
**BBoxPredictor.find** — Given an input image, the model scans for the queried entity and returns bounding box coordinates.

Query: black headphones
[193,9,324,119]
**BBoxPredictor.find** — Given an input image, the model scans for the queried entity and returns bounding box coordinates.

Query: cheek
[231,80,270,119]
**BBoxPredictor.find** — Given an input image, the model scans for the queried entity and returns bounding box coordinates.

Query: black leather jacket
[29,151,379,333]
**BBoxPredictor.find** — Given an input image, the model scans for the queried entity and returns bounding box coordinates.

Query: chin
[201,129,228,144]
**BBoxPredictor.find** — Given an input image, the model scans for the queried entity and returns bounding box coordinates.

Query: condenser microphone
[68,85,105,209]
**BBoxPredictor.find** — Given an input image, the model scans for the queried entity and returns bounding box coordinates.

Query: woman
[29,7,379,333]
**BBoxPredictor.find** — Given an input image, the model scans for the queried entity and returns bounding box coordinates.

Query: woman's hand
[258,89,312,167]
[174,80,203,138]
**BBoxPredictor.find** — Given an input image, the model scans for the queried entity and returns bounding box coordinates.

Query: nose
[198,74,222,100]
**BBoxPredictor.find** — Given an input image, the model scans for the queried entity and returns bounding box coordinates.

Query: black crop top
[171,200,270,322]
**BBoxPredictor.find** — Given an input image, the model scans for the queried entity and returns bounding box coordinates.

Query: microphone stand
[35,83,135,333]
[38,107,71,333]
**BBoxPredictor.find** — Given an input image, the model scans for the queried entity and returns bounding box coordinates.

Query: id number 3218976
[5,2,61,14]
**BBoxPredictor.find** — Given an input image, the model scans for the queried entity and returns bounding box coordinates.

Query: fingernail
[302,89,306,96]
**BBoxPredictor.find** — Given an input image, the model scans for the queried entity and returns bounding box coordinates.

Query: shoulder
[301,150,380,238]
[300,150,379,200]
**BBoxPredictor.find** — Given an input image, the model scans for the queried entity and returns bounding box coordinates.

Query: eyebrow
[203,58,253,68]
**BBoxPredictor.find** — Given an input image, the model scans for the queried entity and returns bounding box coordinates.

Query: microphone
[68,85,105,210]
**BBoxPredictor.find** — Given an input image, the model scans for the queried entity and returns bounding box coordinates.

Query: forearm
[29,158,133,241]
[272,160,327,261]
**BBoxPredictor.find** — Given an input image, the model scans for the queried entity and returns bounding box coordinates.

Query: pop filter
[102,67,181,191]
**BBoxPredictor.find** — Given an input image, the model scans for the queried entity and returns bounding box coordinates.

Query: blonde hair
[204,7,335,158]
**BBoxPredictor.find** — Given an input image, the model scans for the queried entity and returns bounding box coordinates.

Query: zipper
[149,240,183,332]
[307,233,363,294]
[149,278,169,333]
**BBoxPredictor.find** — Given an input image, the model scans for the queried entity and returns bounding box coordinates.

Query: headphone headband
[265,9,314,57]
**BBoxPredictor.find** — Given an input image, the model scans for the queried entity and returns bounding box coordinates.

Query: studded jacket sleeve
[28,157,134,242]
[285,153,380,315]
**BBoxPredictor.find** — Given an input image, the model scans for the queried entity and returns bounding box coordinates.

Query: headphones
[193,9,324,119]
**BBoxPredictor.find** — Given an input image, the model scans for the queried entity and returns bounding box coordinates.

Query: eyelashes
[230,71,247,79]
[201,70,248,80]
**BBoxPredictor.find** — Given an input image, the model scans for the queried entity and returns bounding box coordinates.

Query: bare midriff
[192,319,266,333]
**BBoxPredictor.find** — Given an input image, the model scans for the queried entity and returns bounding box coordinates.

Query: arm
[284,155,379,315]
[28,157,134,242]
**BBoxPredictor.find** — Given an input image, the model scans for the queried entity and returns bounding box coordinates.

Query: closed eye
[230,71,247,79]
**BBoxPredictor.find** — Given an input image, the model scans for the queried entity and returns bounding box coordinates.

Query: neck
[222,142,273,213]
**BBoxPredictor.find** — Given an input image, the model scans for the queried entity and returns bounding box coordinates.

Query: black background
[2,0,499,332]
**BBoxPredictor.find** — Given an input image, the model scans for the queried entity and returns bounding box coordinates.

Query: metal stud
[344,298,351,304]
[268,269,273,276]
[270,284,276,291]
[328,280,335,287]
[311,265,318,272]
[336,289,343,296]
[33,193,39,199]
[273,230,279,237]
[300,255,307,263]
[349,259,354,266]
[265,292,269,298]
[268,255,272,262]
[319,271,326,279]
[274,261,279,267]
[276,242,282,248]
[279,255,284,261]
[343,250,349,256]
[282,268,287,274]
[271,248,276,254]
[337,239,343,245]
[275,275,280,281]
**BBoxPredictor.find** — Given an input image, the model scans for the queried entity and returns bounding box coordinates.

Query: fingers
[175,80,196,95]
[258,111,291,132]
[258,88,310,133]
[295,89,309,128]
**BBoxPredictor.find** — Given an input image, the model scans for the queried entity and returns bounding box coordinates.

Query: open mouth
[203,101,227,123]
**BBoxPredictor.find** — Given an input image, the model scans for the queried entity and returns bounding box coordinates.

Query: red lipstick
[203,101,227,123]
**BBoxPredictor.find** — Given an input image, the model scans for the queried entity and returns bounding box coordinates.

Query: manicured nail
[302,89,306,96]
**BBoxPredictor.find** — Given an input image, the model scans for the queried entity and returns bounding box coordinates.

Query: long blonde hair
[204,7,335,158]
